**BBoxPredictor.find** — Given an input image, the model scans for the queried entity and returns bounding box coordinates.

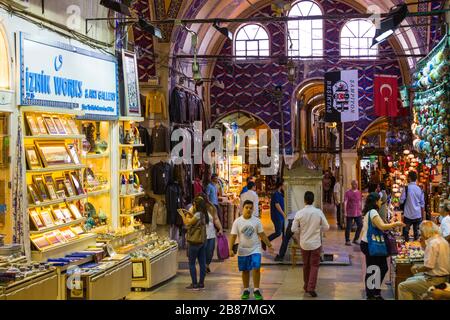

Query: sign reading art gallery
[19,33,119,119]
[324,70,359,123]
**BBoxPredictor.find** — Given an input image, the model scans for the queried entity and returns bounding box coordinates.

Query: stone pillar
[341,150,359,191]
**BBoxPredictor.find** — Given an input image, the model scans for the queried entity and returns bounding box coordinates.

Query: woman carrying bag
[179,197,210,291]
[360,192,404,300]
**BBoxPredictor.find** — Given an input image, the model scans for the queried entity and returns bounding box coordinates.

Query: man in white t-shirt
[291,191,329,298]
[240,182,259,218]
[229,200,273,301]
[438,203,450,242]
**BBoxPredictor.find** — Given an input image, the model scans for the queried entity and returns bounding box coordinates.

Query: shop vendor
[398,221,450,300]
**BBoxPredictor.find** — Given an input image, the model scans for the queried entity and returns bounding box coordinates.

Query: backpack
[186,212,207,245]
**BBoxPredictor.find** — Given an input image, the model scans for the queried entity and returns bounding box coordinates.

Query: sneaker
[307,291,318,298]
[206,267,211,273]
[345,241,352,246]
[353,240,360,245]
[241,290,250,300]
[274,255,284,262]
[198,283,205,290]
[254,290,264,300]
[186,284,199,291]
[374,295,384,300]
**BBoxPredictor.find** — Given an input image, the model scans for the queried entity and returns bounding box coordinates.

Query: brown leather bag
[187,212,207,245]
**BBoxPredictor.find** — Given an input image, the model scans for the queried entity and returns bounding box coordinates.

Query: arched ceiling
[171,0,436,67]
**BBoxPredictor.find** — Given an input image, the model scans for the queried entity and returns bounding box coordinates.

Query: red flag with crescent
[374,75,399,117]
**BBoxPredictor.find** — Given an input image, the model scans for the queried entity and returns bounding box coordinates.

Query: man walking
[240,182,259,218]
[344,180,363,246]
[400,171,425,241]
[291,191,329,297]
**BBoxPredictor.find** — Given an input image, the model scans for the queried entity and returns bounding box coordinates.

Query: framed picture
[55,177,68,196]
[43,116,59,135]
[39,209,55,227]
[29,209,44,229]
[132,260,146,280]
[70,171,84,195]
[61,206,73,222]
[60,227,77,241]
[122,50,141,117]
[35,141,73,167]
[25,114,40,136]
[71,226,85,235]
[35,116,48,135]
[32,175,50,202]
[31,235,51,250]
[25,145,42,170]
[66,119,80,135]
[28,184,41,204]
[53,230,67,244]
[60,118,73,135]
[52,117,67,135]
[63,174,76,197]
[43,174,58,200]
[67,144,80,165]
[69,203,83,220]
[51,207,65,224]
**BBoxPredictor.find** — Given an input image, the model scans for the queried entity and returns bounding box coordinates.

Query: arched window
[0,25,9,89]
[341,19,377,59]
[288,1,323,58]
[234,24,270,60]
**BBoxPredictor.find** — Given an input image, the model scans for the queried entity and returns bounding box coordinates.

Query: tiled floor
[127,203,394,300]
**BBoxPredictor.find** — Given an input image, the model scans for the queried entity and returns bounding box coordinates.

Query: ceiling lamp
[286,59,297,84]
[249,138,258,146]
[371,3,408,48]
[213,21,233,40]
[100,0,131,16]
[138,18,163,39]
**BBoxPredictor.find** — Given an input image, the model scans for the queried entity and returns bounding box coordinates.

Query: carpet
[261,252,351,266]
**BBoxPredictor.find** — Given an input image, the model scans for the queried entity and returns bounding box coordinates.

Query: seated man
[398,221,450,300]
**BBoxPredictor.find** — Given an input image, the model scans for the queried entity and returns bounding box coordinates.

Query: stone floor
[127,203,394,300]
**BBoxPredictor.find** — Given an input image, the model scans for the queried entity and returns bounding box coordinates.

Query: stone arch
[0,22,10,89]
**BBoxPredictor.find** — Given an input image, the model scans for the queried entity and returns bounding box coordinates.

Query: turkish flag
[374,75,399,117]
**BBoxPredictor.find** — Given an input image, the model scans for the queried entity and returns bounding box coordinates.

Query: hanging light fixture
[138,18,163,39]
[286,59,297,83]
[371,3,408,48]
[213,21,233,40]
[100,0,131,16]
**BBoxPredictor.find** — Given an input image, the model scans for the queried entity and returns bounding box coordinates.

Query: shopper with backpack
[400,171,425,241]
[179,197,210,291]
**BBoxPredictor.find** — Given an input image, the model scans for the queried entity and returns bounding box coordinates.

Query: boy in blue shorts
[229,200,274,300]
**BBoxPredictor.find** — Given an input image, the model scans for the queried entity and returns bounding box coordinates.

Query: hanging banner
[19,33,119,119]
[325,70,359,123]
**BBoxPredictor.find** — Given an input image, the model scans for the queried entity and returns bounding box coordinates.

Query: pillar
[342,150,359,191]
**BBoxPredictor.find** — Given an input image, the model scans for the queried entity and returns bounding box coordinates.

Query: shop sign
[18,33,119,119]
[324,70,359,123]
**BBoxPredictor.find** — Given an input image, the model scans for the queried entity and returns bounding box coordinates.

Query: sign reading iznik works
[19,33,119,118]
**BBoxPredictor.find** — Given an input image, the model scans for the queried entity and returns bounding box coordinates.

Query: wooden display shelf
[119,192,145,198]
[87,188,110,197]
[119,144,145,148]
[84,152,110,159]
[31,233,97,262]
[120,211,145,217]
[119,116,145,122]
[28,194,88,208]
[29,218,86,235]
[119,167,145,173]
[27,164,86,173]
[24,134,85,140]
[20,106,85,116]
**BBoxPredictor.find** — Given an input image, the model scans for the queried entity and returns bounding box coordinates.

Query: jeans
[278,219,294,258]
[402,217,422,241]
[206,238,215,266]
[360,241,388,298]
[398,274,449,300]
[301,246,322,292]
[188,243,206,285]
[268,217,284,242]
[345,216,363,242]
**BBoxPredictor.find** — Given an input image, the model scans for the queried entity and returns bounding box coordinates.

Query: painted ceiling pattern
[154,0,184,42]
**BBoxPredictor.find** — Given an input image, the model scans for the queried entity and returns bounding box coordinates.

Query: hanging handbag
[367,210,388,256]
[186,212,207,245]
[216,233,229,260]
[383,231,398,256]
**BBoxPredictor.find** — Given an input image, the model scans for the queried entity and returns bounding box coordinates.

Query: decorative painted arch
[0,22,10,89]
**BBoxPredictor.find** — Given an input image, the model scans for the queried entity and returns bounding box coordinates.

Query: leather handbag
[383,231,398,256]
[367,210,388,256]
[186,212,207,245]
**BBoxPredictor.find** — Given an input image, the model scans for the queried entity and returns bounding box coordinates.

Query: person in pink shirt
[344,180,363,246]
